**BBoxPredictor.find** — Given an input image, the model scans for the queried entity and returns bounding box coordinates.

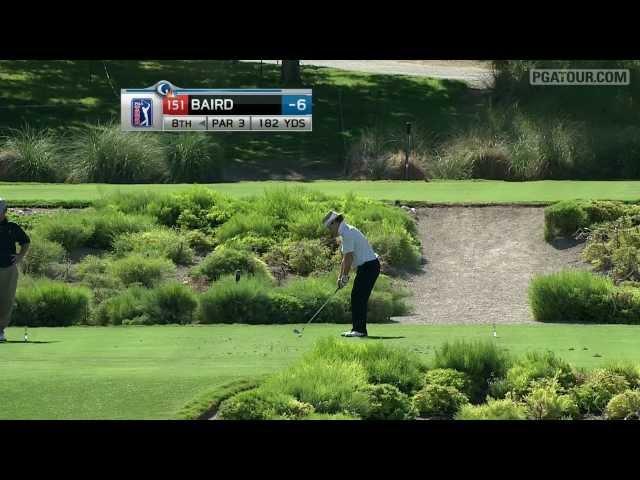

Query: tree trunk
[281,60,301,86]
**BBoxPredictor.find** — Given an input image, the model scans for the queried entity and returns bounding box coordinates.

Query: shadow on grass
[2,341,58,344]
[365,336,406,340]
[549,237,584,250]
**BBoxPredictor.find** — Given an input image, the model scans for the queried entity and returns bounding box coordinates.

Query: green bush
[602,362,640,389]
[309,337,426,394]
[20,235,66,276]
[455,398,528,420]
[198,276,274,324]
[67,123,166,183]
[215,213,277,243]
[14,278,91,326]
[217,389,314,420]
[34,214,93,251]
[164,133,224,182]
[368,221,422,272]
[223,235,275,255]
[524,381,580,419]
[278,276,349,323]
[108,254,176,287]
[148,282,199,325]
[528,270,612,323]
[263,358,370,415]
[92,286,152,326]
[413,384,469,418]
[606,390,640,420]
[544,201,589,241]
[500,351,577,398]
[424,368,471,396]
[85,210,157,250]
[433,340,511,403]
[2,126,64,182]
[195,246,272,281]
[184,230,216,255]
[359,384,417,420]
[263,239,334,276]
[573,369,630,415]
[147,188,232,229]
[303,412,360,420]
[113,228,195,265]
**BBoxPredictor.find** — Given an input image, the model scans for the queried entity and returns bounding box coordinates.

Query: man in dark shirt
[0,198,30,342]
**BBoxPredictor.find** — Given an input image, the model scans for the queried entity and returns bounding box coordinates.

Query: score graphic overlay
[121,81,312,132]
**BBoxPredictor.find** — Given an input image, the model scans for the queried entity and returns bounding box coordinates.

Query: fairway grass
[2,323,640,419]
[2,180,640,207]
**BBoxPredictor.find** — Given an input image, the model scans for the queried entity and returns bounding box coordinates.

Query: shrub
[34,214,93,251]
[544,201,589,241]
[223,235,275,256]
[85,210,157,250]
[368,221,422,272]
[310,337,426,394]
[20,236,66,276]
[501,351,577,398]
[195,246,272,281]
[263,239,334,276]
[184,230,216,255]
[198,276,274,324]
[359,384,417,420]
[67,123,166,183]
[13,278,91,326]
[108,254,176,287]
[602,362,640,389]
[433,340,511,403]
[217,389,313,420]
[288,211,330,240]
[264,358,370,415]
[148,282,199,325]
[455,398,528,420]
[1,126,64,182]
[524,381,579,419]
[113,228,195,265]
[303,412,360,420]
[528,270,617,323]
[606,390,640,420]
[573,369,630,415]
[164,133,224,182]
[267,292,306,324]
[413,384,469,418]
[92,286,152,326]
[215,213,277,243]
[424,368,471,396]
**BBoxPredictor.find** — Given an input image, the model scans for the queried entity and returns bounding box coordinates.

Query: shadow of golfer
[365,336,406,340]
[2,341,58,344]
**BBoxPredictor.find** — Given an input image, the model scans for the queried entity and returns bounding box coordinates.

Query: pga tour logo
[530,69,630,86]
[131,98,153,127]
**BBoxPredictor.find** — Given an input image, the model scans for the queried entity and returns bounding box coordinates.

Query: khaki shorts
[0,264,19,329]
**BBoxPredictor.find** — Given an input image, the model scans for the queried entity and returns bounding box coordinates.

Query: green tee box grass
[1,323,640,419]
[2,180,640,207]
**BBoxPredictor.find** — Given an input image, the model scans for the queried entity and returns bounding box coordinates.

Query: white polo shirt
[338,221,378,268]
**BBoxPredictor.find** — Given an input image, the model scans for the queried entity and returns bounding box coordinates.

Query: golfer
[0,199,30,343]
[323,211,380,338]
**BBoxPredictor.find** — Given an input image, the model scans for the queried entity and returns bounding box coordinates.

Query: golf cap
[0,198,6,212]
[322,210,342,228]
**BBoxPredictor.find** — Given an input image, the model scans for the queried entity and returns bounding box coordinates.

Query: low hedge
[544,200,640,241]
[529,270,640,324]
[93,282,198,325]
[13,278,91,326]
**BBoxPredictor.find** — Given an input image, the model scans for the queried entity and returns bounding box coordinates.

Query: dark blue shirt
[0,218,30,268]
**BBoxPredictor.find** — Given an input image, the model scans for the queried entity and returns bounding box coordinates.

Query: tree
[281,60,301,85]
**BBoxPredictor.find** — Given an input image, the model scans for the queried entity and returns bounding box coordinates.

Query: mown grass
[2,180,640,207]
[3,323,640,419]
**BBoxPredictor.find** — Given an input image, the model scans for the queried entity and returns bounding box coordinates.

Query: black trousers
[351,258,381,334]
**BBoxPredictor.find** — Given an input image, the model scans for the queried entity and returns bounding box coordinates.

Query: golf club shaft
[301,287,341,331]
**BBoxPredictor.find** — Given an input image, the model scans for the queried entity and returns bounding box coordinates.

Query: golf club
[293,286,341,337]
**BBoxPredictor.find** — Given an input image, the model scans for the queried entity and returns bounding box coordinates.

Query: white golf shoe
[341,330,367,338]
